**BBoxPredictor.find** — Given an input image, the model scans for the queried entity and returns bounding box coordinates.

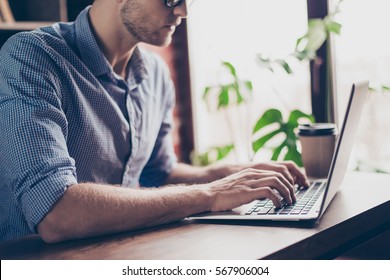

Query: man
[0,0,309,243]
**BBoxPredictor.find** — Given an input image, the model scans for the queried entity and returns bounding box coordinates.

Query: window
[187,0,310,162]
[187,0,389,173]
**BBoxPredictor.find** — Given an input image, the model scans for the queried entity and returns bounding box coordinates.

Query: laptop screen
[319,81,369,218]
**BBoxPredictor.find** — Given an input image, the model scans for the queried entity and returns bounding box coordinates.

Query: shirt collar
[127,47,149,86]
[75,6,149,83]
[75,6,110,76]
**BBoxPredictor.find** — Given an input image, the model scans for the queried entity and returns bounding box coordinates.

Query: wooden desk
[0,171,389,260]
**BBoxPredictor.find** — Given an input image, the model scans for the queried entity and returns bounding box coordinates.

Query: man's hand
[167,160,310,211]
[207,160,310,188]
[242,161,310,188]
[202,167,298,212]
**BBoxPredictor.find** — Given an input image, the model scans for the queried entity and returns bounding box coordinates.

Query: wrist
[186,184,215,213]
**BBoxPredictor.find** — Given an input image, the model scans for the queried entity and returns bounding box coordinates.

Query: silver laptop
[189,80,369,222]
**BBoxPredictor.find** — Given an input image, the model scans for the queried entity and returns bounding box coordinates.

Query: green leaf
[217,87,230,109]
[294,50,316,61]
[193,144,234,166]
[252,129,282,152]
[232,83,244,105]
[284,146,303,167]
[288,110,315,125]
[325,19,342,35]
[382,85,390,91]
[285,126,298,146]
[193,151,211,166]
[295,36,305,50]
[253,109,283,133]
[202,61,253,112]
[236,91,244,104]
[277,59,293,74]
[271,141,286,161]
[222,61,237,77]
[216,144,234,160]
[294,50,308,61]
[203,86,212,101]
[303,19,327,52]
[252,109,313,166]
[244,80,253,91]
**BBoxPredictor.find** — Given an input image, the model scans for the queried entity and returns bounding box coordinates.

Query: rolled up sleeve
[0,33,78,233]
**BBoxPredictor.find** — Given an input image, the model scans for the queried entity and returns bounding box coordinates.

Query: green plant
[257,0,344,74]
[195,60,314,167]
[191,144,234,166]
[195,62,253,164]
[203,62,253,110]
[252,109,315,166]
[249,0,345,165]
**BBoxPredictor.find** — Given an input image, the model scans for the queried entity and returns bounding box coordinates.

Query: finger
[274,173,296,203]
[261,172,296,203]
[255,176,293,204]
[271,165,295,185]
[245,171,296,203]
[248,163,294,185]
[283,161,310,187]
[228,168,295,203]
[254,187,282,208]
[247,167,294,187]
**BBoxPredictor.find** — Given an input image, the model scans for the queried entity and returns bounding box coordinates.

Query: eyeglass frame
[163,0,195,9]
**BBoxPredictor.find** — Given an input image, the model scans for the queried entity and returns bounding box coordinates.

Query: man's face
[120,0,187,47]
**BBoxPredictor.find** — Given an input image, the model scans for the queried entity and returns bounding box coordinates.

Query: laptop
[189,80,369,222]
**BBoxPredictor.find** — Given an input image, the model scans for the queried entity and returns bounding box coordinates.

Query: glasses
[164,0,195,8]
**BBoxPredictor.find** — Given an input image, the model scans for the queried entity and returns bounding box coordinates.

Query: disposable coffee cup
[298,123,338,179]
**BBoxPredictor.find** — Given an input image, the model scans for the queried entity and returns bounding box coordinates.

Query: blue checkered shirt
[0,7,177,241]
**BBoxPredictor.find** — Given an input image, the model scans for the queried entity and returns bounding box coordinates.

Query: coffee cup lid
[298,123,337,136]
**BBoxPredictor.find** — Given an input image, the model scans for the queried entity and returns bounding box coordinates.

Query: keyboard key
[257,207,272,215]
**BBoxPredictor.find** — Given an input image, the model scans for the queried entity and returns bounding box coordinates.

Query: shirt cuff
[21,170,78,233]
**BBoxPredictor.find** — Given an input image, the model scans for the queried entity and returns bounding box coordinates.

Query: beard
[120,0,173,47]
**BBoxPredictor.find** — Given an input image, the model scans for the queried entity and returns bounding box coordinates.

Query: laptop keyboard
[244,181,326,216]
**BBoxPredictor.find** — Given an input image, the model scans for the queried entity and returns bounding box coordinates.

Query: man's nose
[173,1,188,18]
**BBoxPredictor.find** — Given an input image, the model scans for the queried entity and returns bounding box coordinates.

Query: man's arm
[38,167,296,243]
[38,182,211,243]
